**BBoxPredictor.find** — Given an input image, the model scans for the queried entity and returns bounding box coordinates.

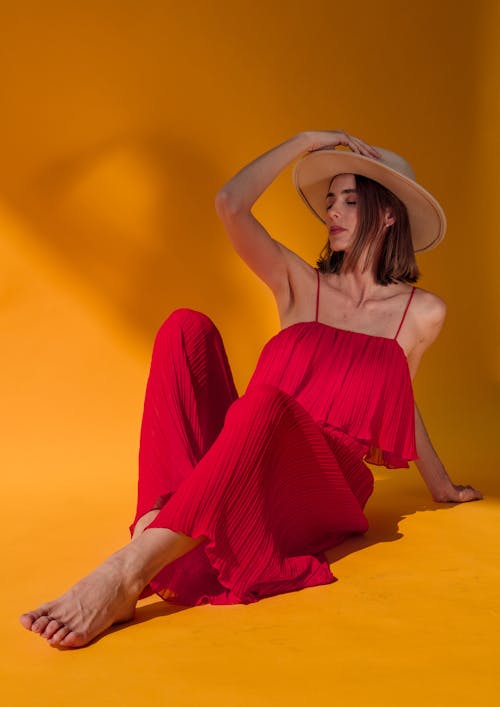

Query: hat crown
[292,142,446,252]
[371,146,416,181]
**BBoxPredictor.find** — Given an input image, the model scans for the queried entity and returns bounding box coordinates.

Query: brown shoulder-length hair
[316,174,420,285]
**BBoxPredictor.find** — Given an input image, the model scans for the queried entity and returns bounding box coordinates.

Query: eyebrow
[326,189,358,198]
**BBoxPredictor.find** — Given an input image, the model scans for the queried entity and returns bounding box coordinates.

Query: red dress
[130,268,418,606]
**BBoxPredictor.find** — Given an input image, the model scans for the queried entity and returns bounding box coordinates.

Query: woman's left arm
[407,291,482,503]
[414,403,483,503]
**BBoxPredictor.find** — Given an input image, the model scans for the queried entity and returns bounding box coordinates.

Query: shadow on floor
[89,472,487,647]
[324,470,488,563]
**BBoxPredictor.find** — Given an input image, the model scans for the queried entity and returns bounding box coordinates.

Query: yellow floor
[1,206,499,707]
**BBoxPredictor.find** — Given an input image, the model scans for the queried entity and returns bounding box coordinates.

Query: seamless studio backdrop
[1,1,499,706]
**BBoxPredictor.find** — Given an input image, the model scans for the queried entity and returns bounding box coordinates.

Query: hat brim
[292,149,446,253]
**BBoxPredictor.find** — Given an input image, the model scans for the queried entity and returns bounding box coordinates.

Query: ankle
[105,542,152,597]
[127,527,203,588]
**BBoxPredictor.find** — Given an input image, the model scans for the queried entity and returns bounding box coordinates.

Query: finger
[347,138,365,154]
[468,487,482,497]
[459,488,483,502]
[461,484,481,495]
[349,136,381,158]
[344,136,365,153]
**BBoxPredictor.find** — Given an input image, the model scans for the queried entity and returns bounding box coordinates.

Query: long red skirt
[129,308,374,606]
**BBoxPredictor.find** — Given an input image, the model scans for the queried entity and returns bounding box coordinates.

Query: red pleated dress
[129,268,418,606]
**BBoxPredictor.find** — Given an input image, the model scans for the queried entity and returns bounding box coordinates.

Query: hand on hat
[302,129,382,159]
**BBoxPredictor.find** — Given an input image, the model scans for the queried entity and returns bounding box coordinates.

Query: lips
[330,227,346,234]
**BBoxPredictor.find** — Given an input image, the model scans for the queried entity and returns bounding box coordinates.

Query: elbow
[215,187,235,216]
[214,190,244,217]
[214,189,230,214]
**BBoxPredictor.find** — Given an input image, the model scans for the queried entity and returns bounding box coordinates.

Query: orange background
[1,1,498,705]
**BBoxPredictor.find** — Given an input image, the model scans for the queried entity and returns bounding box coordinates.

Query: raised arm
[214,130,381,298]
[214,132,310,298]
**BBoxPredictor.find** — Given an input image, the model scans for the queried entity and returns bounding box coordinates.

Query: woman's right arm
[215,132,312,212]
[214,133,312,298]
[215,130,381,210]
[214,131,381,297]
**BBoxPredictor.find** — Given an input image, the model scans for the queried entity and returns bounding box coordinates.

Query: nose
[326,203,342,220]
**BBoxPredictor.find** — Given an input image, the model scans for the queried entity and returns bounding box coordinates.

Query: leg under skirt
[130,308,374,607]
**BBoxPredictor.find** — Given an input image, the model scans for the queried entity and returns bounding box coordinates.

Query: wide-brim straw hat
[292,146,446,253]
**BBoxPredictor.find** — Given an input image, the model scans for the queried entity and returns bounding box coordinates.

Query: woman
[19,129,482,649]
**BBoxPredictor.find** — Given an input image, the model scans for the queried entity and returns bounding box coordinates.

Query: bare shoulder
[413,286,447,334]
[406,286,447,380]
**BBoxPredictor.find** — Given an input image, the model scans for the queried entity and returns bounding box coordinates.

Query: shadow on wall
[10,134,235,339]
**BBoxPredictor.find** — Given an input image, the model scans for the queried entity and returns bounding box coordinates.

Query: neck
[326,254,383,306]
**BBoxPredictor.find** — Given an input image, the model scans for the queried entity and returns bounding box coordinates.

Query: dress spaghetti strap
[394,287,416,340]
[315,268,320,322]
[316,268,416,341]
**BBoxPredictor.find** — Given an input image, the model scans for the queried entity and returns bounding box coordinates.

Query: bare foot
[19,547,145,649]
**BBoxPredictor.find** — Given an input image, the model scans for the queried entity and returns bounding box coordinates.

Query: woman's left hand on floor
[433,483,483,503]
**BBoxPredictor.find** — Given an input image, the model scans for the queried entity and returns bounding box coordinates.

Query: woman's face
[325,173,358,252]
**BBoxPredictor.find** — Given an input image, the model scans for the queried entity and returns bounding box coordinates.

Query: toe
[42,620,63,640]
[48,625,71,647]
[60,630,88,648]
[19,613,37,630]
[20,605,51,631]
[32,616,51,634]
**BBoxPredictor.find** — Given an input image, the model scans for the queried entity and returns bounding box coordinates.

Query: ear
[384,208,395,227]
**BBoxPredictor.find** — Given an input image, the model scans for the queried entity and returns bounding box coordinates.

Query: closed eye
[326,202,357,209]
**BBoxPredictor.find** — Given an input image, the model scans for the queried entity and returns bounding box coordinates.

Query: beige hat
[292,146,446,253]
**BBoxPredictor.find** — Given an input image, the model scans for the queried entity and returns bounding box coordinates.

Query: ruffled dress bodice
[245,294,418,469]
